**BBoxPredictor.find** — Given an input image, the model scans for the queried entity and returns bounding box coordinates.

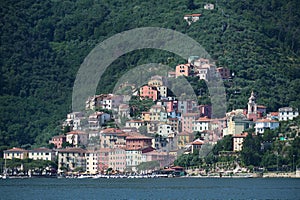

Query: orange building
[175,64,191,77]
[139,85,158,101]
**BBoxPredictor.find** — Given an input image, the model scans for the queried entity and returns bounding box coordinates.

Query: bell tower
[247,91,257,120]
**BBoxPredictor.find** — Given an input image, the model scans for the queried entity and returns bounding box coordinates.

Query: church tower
[247,91,257,120]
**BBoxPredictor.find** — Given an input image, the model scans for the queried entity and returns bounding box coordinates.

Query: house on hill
[278,107,299,121]
[184,14,202,25]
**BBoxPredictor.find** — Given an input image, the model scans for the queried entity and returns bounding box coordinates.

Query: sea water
[0,177,299,200]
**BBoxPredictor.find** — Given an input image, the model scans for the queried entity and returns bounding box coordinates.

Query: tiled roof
[233,133,248,138]
[29,147,53,152]
[196,116,211,122]
[191,139,204,145]
[66,131,87,135]
[58,147,86,153]
[255,118,278,123]
[4,147,27,152]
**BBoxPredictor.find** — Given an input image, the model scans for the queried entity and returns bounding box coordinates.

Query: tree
[187,0,197,10]
[212,135,233,155]
[240,134,262,166]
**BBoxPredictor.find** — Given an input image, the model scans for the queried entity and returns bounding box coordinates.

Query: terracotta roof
[29,147,53,152]
[233,132,248,138]
[257,105,266,108]
[101,128,123,134]
[196,116,211,122]
[66,131,87,135]
[255,118,278,123]
[58,147,86,153]
[4,147,27,152]
[270,112,279,116]
[126,135,152,140]
[191,139,204,145]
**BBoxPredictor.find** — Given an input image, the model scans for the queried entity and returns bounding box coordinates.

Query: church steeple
[247,91,257,120]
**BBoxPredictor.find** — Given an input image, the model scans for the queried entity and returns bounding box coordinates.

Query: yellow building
[3,147,28,160]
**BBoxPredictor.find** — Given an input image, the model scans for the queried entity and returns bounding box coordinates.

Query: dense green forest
[0,0,300,149]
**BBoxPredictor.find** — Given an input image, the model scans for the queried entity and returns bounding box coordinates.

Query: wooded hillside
[0,0,299,149]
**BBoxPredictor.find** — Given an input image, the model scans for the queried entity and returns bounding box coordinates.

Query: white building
[85,151,99,174]
[63,112,85,131]
[233,133,247,152]
[66,131,88,147]
[278,107,299,121]
[125,120,144,130]
[255,119,279,134]
[126,149,142,172]
[192,117,211,132]
[28,147,56,162]
[157,124,175,137]
[204,3,214,10]
[88,112,111,130]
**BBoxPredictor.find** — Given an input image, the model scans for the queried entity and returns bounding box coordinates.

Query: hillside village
[3,56,299,177]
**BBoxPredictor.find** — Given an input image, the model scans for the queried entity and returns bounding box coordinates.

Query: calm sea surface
[0,177,299,200]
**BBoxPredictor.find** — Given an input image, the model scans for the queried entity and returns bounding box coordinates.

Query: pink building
[109,147,126,172]
[49,134,66,149]
[139,85,158,101]
[98,148,110,172]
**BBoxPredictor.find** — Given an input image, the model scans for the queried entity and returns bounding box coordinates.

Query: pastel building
[28,147,56,161]
[181,113,201,133]
[175,64,191,77]
[57,148,86,174]
[98,148,110,172]
[157,124,175,137]
[255,119,279,134]
[99,128,127,149]
[3,147,28,160]
[192,116,211,132]
[109,148,126,172]
[139,85,158,101]
[126,149,142,172]
[177,132,194,149]
[85,151,99,174]
[49,134,66,149]
[125,120,145,130]
[63,112,85,131]
[233,133,248,152]
[88,111,111,130]
[66,131,88,147]
[278,107,299,121]
[126,135,152,150]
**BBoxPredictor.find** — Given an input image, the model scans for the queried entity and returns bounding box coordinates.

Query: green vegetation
[0,158,57,176]
[175,117,300,172]
[1,0,300,149]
